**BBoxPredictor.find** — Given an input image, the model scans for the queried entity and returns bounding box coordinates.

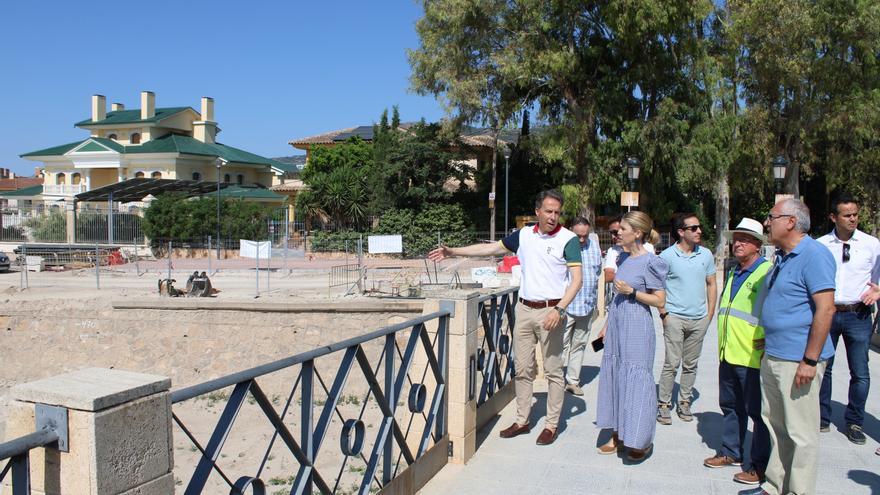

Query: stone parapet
[3,368,173,495]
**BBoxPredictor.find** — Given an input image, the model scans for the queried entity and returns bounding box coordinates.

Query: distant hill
[272,155,306,173]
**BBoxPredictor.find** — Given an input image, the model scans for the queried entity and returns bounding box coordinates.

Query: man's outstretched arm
[428,241,510,261]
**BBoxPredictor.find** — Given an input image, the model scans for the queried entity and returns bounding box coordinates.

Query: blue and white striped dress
[596,252,668,450]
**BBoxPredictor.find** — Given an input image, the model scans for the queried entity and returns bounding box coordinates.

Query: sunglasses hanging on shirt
[842,242,851,263]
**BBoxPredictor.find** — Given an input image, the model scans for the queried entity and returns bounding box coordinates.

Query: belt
[519,298,561,309]
[835,303,868,313]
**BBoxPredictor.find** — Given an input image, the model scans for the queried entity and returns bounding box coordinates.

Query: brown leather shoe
[627,444,653,461]
[536,428,558,445]
[499,422,530,438]
[733,469,765,485]
[597,433,624,455]
[703,454,742,468]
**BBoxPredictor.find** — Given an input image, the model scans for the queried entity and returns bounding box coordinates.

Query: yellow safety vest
[717,260,770,369]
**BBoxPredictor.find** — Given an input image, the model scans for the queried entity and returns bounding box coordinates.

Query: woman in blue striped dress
[596,211,668,462]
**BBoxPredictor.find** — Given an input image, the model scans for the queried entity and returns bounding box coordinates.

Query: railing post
[3,368,173,494]
[422,291,480,464]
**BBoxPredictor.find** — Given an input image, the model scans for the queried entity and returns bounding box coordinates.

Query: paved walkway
[421,312,880,495]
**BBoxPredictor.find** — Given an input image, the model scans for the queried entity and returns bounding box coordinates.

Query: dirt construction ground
[0,253,502,493]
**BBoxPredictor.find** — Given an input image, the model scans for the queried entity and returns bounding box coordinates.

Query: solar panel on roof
[333,126,375,141]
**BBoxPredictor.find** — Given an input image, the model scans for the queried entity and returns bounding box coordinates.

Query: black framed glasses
[843,242,851,263]
[682,225,702,232]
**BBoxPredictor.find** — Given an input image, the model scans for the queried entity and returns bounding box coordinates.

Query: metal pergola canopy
[74,178,228,203]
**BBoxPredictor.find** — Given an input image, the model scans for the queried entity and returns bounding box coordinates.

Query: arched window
[135,171,145,179]
[130,133,141,144]
[236,174,244,185]
[107,134,117,141]
[55,173,66,185]
[224,174,231,183]
[71,173,81,185]
[192,172,202,181]
[151,171,162,179]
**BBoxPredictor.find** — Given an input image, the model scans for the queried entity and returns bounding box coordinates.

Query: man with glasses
[817,193,880,444]
[742,199,836,495]
[603,218,624,313]
[657,213,717,424]
[562,217,603,396]
[703,218,770,486]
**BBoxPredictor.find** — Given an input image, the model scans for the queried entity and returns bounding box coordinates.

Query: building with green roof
[20,91,295,205]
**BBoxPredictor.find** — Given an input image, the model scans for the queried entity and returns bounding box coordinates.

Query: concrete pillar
[422,291,480,464]
[65,202,75,244]
[3,368,174,494]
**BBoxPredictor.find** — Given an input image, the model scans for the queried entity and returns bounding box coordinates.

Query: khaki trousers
[513,304,566,429]
[760,355,827,495]
[562,309,596,385]
[658,314,711,404]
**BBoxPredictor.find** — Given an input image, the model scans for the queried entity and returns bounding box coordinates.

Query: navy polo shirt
[760,235,836,361]
[730,257,767,299]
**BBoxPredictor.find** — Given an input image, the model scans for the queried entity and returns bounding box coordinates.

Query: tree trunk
[714,174,730,271]
[784,155,800,198]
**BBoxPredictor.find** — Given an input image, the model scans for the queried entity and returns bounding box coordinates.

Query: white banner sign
[368,235,403,254]
[239,240,271,259]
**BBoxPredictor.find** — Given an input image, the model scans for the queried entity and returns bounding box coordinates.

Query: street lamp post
[772,155,790,203]
[216,158,227,260]
[622,157,641,212]
[503,146,511,233]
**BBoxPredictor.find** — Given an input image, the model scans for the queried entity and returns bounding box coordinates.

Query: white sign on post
[368,235,403,254]
[239,240,271,259]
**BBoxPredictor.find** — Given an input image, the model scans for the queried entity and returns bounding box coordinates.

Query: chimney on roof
[91,94,106,122]
[193,96,218,144]
[111,102,125,112]
[141,91,155,119]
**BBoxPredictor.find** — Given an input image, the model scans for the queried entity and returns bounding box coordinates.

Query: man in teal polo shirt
[741,198,836,495]
[657,212,717,424]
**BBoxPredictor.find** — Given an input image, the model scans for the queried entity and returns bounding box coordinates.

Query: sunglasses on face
[610,230,620,236]
[843,242,850,263]
[682,225,702,232]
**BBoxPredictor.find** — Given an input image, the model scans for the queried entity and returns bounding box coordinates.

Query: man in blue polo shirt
[657,212,717,424]
[742,199,836,495]
[428,190,583,446]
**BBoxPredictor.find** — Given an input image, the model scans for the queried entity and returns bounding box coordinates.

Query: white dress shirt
[817,228,880,304]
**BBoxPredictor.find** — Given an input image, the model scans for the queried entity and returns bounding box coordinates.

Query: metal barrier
[474,288,518,407]
[0,405,69,494]
[170,308,451,494]
[329,263,363,296]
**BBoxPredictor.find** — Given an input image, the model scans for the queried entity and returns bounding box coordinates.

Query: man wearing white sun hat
[703,218,771,487]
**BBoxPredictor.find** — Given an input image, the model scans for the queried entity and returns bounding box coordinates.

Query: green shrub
[308,230,365,252]
[25,211,66,242]
[374,203,474,257]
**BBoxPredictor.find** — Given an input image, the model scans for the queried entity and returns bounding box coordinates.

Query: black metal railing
[475,288,518,407]
[0,405,68,494]
[171,308,451,494]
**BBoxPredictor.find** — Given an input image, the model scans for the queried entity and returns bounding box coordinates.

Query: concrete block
[446,400,476,439]
[92,393,173,494]
[13,367,170,412]
[447,429,476,465]
[117,473,175,495]
[447,330,477,370]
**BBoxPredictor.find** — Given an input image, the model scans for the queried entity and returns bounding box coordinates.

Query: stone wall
[0,298,419,439]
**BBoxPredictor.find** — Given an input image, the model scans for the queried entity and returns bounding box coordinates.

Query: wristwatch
[629,289,638,301]
[554,306,566,317]
[802,355,818,367]
[659,312,668,320]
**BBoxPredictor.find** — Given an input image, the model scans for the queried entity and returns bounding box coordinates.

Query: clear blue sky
[0,1,445,176]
